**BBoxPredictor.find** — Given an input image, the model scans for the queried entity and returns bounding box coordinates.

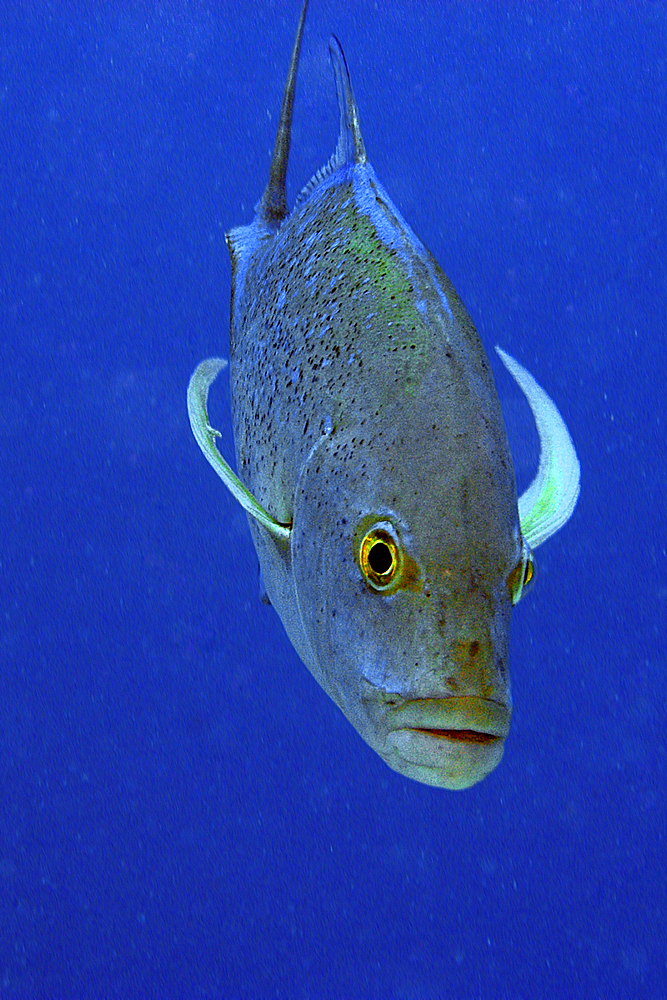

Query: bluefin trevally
[188,1,580,789]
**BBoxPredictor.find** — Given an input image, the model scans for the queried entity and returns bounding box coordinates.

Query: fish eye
[508,539,536,605]
[358,524,402,592]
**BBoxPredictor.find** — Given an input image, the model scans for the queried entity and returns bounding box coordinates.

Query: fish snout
[441,634,510,705]
[362,689,511,789]
[388,696,511,789]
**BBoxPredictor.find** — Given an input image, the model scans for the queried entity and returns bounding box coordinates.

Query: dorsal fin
[295,34,367,207]
[257,0,309,228]
[329,35,367,168]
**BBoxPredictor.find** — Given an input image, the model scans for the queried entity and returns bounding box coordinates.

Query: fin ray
[295,33,367,207]
[329,35,366,168]
[258,0,309,227]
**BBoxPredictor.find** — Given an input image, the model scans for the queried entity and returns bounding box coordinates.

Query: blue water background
[0,2,664,997]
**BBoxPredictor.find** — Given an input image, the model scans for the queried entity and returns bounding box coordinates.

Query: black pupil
[369,541,393,576]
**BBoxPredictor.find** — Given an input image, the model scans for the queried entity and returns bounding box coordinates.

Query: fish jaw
[364,694,511,790]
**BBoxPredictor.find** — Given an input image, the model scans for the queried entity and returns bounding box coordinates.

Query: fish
[188,0,580,789]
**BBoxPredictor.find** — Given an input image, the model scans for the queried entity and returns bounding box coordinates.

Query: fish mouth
[389,695,511,740]
[384,696,511,789]
[409,727,500,745]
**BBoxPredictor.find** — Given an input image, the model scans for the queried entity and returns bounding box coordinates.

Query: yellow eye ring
[508,539,536,605]
[359,525,402,592]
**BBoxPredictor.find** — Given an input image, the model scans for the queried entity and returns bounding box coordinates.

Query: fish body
[188,2,580,789]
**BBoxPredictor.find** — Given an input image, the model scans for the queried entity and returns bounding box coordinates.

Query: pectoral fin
[496,347,580,550]
[187,358,291,543]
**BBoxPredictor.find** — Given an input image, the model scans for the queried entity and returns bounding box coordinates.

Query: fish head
[290,352,530,790]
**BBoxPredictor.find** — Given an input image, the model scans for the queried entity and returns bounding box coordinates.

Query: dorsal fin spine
[258,0,309,228]
[293,34,368,208]
[329,35,366,168]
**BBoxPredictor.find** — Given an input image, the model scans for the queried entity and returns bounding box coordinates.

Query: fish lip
[388,696,511,742]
